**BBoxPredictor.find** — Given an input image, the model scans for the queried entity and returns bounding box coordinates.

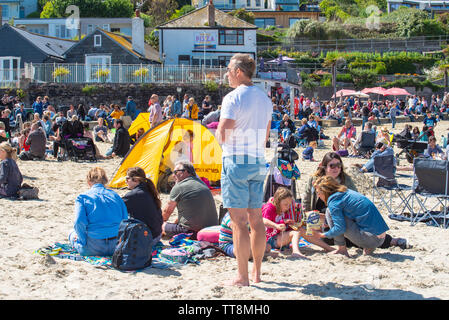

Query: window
[218,56,231,67]
[1,5,9,18]
[85,55,111,82]
[55,24,68,38]
[255,0,261,6]
[94,35,102,47]
[219,29,244,45]
[178,55,190,66]
[254,18,276,29]
[102,24,110,31]
[247,0,251,6]
[111,27,120,33]
[289,18,309,27]
[0,57,20,82]
[87,24,94,34]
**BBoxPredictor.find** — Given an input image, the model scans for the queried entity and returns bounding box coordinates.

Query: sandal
[35,246,62,256]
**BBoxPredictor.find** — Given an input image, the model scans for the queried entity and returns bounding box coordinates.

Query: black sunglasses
[174,169,186,174]
[328,163,342,169]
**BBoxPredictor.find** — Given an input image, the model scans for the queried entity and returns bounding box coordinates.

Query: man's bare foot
[363,248,375,255]
[251,270,262,283]
[222,278,250,287]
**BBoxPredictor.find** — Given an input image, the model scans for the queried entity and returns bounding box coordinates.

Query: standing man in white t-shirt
[217,54,272,287]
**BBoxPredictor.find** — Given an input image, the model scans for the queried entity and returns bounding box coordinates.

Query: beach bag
[336,149,348,157]
[160,248,190,264]
[111,219,153,271]
[17,183,39,200]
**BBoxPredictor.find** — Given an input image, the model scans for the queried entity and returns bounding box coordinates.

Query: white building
[193,0,269,10]
[387,0,449,13]
[0,0,37,21]
[157,1,257,67]
[14,17,133,39]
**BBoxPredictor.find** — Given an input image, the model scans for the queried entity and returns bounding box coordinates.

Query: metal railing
[258,34,449,53]
[26,63,227,84]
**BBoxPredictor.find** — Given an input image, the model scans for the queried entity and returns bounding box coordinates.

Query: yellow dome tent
[108,118,222,189]
[128,112,151,137]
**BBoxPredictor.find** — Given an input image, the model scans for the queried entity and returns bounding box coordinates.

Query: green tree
[143,0,178,26]
[104,0,134,18]
[40,0,134,18]
[228,8,255,24]
[170,5,195,20]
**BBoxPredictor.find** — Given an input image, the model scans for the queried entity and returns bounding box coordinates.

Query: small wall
[3,82,233,110]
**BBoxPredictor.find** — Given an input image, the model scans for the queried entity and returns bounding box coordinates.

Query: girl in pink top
[262,188,305,258]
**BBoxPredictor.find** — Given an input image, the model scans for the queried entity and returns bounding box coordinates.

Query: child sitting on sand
[302,140,317,161]
[262,187,306,258]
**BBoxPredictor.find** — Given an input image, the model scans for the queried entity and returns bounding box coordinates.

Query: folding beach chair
[372,154,414,218]
[410,158,449,228]
[358,131,376,158]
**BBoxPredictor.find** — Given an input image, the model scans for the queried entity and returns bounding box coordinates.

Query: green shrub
[82,85,102,96]
[203,80,218,92]
[336,73,352,82]
[382,78,443,91]
[350,68,378,89]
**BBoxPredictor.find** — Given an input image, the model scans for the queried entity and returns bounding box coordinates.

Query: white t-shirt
[221,84,272,158]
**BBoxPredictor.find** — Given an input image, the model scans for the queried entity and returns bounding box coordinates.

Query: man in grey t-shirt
[19,122,47,160]
[161,160,218,239]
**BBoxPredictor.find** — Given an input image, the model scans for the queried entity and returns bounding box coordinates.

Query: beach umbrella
[384,87,411,96]
[361,87,388,95]
[353,91,370,98]
[267,57,295,63]
[331,89,356,99]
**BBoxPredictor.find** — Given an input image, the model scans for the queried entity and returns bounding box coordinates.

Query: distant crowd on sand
[6,54,440,288]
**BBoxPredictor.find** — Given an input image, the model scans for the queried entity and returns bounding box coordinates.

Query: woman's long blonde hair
[0,142,18,160]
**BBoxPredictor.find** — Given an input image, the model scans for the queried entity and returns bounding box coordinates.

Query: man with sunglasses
[161,160,217,239]
[217,53,272,287]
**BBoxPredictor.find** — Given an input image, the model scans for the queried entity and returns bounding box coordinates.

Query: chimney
[208,0,215,27]
[132,9,145,56]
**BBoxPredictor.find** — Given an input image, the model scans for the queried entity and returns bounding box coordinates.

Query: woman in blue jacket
[313,175,408,257]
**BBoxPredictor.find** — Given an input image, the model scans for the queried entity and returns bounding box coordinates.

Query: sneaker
[396,238,411,249]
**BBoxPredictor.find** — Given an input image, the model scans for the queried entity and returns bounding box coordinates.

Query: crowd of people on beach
[4,53,447,288]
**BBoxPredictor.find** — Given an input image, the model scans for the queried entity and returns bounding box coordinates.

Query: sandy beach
[1,118,449,300]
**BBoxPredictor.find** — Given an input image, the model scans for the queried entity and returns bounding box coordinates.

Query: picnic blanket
[35,241,172,271]
[35,233,225,271]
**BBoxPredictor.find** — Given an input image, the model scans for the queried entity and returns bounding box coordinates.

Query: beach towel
[35,242,173,271]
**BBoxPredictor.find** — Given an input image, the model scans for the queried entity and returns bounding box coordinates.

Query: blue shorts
[221,155,267,209]
[266,235,279,249]
[219,243,235,258]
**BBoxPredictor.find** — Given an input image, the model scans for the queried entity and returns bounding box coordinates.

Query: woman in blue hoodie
[313,175,408,257]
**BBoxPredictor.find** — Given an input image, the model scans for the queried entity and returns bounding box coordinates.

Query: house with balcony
[192,0,321,28]
[157,1,257,67]
[387,0,449,14]
[14,17,134,39]
[0,0,37,22]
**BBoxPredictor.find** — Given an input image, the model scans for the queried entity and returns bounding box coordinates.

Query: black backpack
[111,219,153,271]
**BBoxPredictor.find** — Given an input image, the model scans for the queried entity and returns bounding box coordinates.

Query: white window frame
[85,55,111,83]
[94,34,102,47]
[0,57,21,83]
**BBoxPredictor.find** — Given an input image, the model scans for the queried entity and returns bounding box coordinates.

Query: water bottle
[441,135,447,149]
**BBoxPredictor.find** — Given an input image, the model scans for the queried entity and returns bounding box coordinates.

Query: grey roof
[7,24,75,59]
[158,5,257,29]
